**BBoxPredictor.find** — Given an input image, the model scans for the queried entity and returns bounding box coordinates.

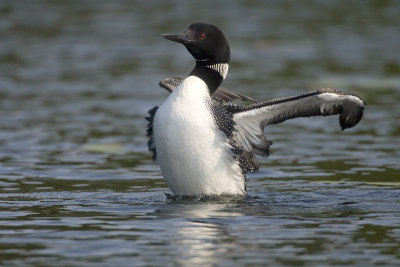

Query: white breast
[153,76,245,196]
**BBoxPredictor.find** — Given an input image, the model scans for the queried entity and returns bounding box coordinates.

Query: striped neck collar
[205,63,229,80]
[190,62,229,94]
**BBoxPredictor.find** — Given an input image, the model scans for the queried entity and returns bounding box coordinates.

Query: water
[1,1,400,266]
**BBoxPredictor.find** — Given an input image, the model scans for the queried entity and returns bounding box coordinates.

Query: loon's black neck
[190,61,228,95]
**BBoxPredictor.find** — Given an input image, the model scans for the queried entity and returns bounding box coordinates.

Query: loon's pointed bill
[160,34,191,44]
[147,22,365,197]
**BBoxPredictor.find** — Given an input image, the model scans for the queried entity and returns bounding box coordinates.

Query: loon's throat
[190,63,229,94]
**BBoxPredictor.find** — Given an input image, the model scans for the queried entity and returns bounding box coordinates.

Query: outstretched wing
[159,77,257,103]
[231,89,365,159]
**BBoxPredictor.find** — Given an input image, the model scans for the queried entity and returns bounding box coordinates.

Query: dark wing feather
[159,77,183,93]
[212,87,257,103]
[146,106,159,161]
[159,77,257,103]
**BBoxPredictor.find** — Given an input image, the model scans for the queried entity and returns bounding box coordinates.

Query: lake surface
[1,1,400,266]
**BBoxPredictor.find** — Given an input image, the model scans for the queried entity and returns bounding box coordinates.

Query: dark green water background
[1,1,400,266]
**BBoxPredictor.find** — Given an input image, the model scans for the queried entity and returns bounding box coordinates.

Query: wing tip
[318,89,365,131]
[339,105,364,131]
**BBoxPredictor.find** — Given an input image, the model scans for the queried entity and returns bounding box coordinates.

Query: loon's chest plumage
[152,76,246,195]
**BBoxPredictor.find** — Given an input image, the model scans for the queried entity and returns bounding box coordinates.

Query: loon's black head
[161,23,230,66]
[161,23,230,93]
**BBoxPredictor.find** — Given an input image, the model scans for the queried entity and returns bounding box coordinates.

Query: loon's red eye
[200,33,206,39]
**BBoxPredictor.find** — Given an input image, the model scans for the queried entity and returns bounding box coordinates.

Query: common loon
[146,23,365,196]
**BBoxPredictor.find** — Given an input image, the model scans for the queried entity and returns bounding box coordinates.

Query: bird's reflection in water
[153,196,246,265]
